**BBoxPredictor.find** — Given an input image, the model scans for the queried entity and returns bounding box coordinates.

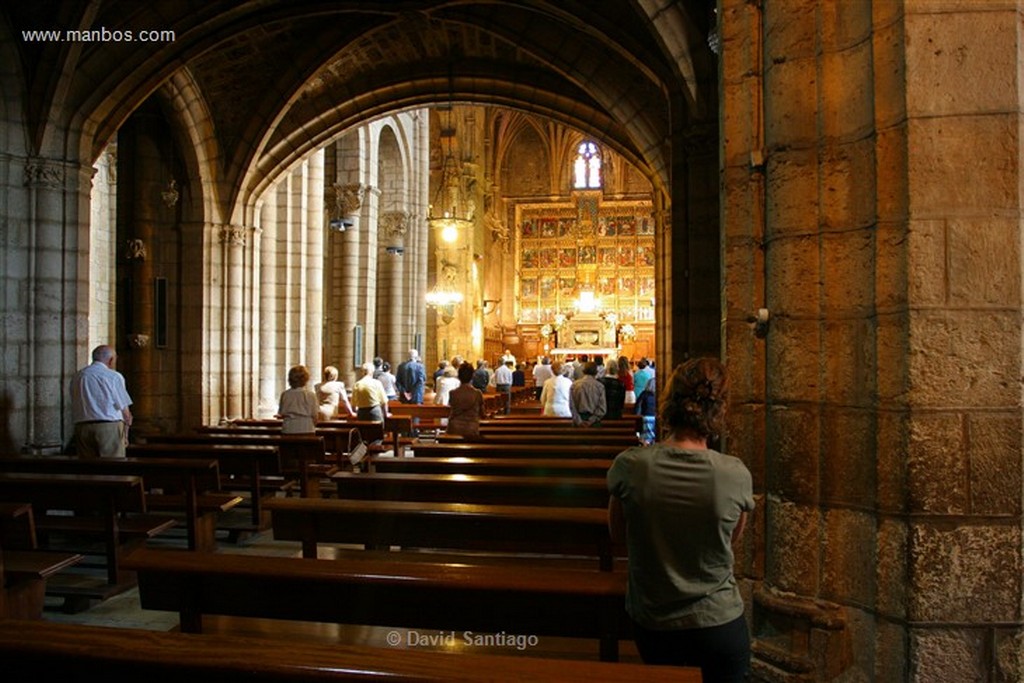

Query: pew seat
[125,548,631,661]
[0,619,700,682]
[367,456,614,478]
[329,471,610,507]
[264,497,622,570]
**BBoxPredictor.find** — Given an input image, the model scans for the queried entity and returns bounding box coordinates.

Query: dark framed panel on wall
[154,277,168,348]
[353,324,364,369]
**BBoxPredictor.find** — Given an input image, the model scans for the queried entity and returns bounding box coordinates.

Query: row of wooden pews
[120,414,665,665]
[0,450,257,611]
[21,412,702,679]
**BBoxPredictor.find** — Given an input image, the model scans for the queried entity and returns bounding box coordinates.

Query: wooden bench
[368,456,614,478]
[0,503,83,619]
[479,424,638,435]
[409,442,625,459]
[0,456,240,552]
[264,497,622,570]
[438,432,639,447]
[0,473,174,604]
[386,402,451,431]
[213,417,411,455]
[330,471,610,507]
[3,548,83,618]
[128,443,281,533]
[124,548,631,661]
[0,619,699,681]
[486,415,643,429]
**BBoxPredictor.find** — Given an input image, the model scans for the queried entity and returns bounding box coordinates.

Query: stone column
[379,210,408,364]
[304,150,324,376]
[221,224,247,420]
[338,186,363,382]
[895,3,1024,681]
[360,185,381,361]
[257,190,279,417]
[23,158,86,453]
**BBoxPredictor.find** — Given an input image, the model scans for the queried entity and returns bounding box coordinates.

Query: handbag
[345,428,368,465]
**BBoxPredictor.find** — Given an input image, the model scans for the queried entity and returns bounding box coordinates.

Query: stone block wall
[721,0,1024,680]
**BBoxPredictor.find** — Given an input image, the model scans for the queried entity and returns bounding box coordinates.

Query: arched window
[573,141,602,189]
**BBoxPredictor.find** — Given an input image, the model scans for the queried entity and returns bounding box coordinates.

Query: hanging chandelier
[427,105,472,242]
[425,259,464,325]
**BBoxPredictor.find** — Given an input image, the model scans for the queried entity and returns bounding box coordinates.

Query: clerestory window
[573,141,602,189]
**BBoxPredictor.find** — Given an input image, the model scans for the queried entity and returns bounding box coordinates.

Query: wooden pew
[479,422,639,433]
[0,456,240,552]
[0,501,37,549]
[124,548,631,661]
[0,473,173,603]
[0,502,83,619]
[264,497,621,570]
[212,417,411,455]
[439,432,639,447]
[128,442,281,532]
[409,442,625,459]
[0,619,699,682]
[487,415,643,430]
[386,402,451,431]
[368,456,614,478]
[330,471,610,507]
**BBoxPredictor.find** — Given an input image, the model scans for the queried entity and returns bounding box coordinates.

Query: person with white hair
[70,344,133,458]
[396,348,426,404]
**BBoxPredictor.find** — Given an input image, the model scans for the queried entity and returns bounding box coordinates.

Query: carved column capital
[220,224,248,247]
[379,210,409,244]
[23,158,66,189]
[326,183,364,216]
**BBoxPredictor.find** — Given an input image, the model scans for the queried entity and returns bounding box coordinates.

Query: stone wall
[721,1,1024,680]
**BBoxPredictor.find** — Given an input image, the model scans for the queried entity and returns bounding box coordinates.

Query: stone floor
[40,518,641,663]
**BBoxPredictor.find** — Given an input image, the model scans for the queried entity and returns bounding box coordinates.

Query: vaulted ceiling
[3,0,717,218]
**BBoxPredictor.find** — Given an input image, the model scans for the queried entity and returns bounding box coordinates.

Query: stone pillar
[379,210,408,364]
[23,158,88,453]
[304,150,324,376]
[337,188,363,382]
[360,185,381,361]
[257,191,279,418]
[896,3,1024,681]
[721,1,1024,681]
[221,224,247,420]
[89,147,117,349]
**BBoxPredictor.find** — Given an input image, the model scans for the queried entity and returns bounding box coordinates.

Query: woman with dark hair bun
[607,357,754,683]
[446,362,485,438]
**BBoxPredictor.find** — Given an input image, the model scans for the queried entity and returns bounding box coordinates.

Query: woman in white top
[433,365,461,406]
[315,365,354,421]
[540,361,573,417]
[378,362,399,401]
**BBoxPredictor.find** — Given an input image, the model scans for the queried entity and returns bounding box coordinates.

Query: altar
[549,346,620,358]
[548,311,619,358]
